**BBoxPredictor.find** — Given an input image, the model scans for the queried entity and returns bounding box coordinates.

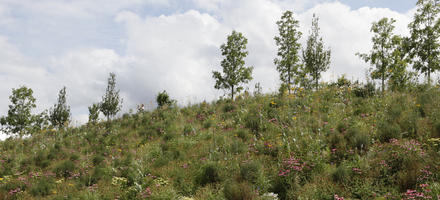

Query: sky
[0,0,421,138]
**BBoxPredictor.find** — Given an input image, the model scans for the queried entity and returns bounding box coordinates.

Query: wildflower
[0,177,3,181]
[292,116,297,121]
[141,187,152,198]
[334,194,344,200]
[118,148,122,152]
[262,192,279,200]
[416,104,421,107]
[182,163,189,169]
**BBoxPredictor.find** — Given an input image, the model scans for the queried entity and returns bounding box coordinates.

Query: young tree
[0,86,36,136]
[88,103,100,124]
[49,86,71,129]
[100,72,122,122]
[303,14,331,90]
[357,18,397,94]
[212,30,253,100]
[408,0,440,84]
[156,90,174,108]
[274,10,303,94]
[388,36,414,91]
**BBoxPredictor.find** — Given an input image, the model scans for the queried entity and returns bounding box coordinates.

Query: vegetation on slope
[1,82,440,200]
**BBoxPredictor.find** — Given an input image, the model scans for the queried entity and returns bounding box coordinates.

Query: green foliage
[357,18,406,94]
[195,162,221,186]
[0,86,36,136]
[156,90,174,108]
[213,30,253,99]
[408,0,440,84]
[352,82,376,98]
[303,14,331,90]
[240,161,261,183]
[49,86,71,129]
[100,72,122,121]
[30,178,53,197]
[2,72,440,200]
[223,181,256,200]
[332,165,349,184]
[54,160,76,179]
[88,103,100,124]
[274,10,303,93]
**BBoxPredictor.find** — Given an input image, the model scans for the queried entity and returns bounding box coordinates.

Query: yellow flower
[52,190,57,194]
[0,177,3,181]
[292,116,297,121]
[416,104,421,107]
[118,149,122,152]
[68,183,74,186]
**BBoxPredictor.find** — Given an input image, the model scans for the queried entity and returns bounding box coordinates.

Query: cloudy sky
[0,0,418,130]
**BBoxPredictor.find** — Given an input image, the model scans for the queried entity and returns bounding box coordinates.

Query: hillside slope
[1,85,440,200]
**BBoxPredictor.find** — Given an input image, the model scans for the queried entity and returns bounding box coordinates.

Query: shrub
[195,163,221,186]
[223,181,256,200]
[345,123,370,151]
[229,140,246,154]
[54,160,76,179]
[183,124,193,136]
[92,155,105,166]
[377,121,401,143]
[240,161,261,183]
[203,119,213,129]
[352,82,375,98]
[30,178,53,197]
[156,90,174,108]
[83,167,107,186]
[34,151,50,168]
[332,165,349,184]
[222,102,237,113]
[433,121,440,138]
[236,129,249,141]
[270,175,297,200]
[69,153,80,161]
[244,112,262,137]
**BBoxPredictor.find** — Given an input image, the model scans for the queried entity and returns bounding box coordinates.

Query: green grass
[1,84,440,199]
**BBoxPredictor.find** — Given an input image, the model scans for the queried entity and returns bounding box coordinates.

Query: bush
[223,181,256,200]
[92,155,105,166]
[345,123,370,151]
[240,161,261,183]
[54,160,76,179]
[332,165,349,184]
[229,140,246,154]
[433,121,440,138]
[352,82,375,98]
[156,90,174,108]
[34,151,50,168]
[222,103,237,113]
[244,112,262,137]
[195,163,221,186]
[30,178,53,197]
[82,167,107,186]
[377,121,401,143]
[236,129,249,141]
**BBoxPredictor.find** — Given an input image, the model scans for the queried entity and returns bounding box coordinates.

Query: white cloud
[116,9,227,104]
[298,2,414,81]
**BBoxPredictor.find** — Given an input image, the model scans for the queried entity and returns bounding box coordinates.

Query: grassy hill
[1,84,440,200]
